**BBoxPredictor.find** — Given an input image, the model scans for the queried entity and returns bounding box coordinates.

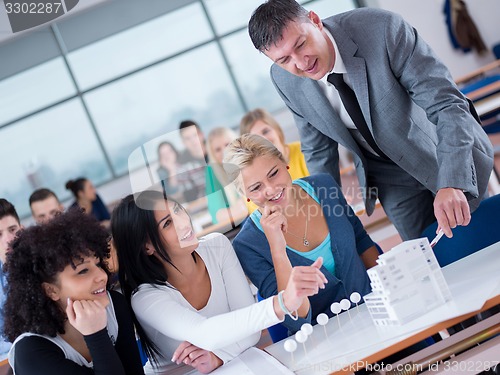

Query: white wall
[364,0,499,79]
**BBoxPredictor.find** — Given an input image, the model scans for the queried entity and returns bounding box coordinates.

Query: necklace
[286,215,310,247]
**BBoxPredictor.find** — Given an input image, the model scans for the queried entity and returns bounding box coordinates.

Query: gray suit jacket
[270,8,493,215]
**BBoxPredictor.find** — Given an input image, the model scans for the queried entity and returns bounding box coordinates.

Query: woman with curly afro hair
[4,209,144,375]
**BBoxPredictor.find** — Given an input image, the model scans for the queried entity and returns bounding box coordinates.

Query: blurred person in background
[0,198,22,358]
[156,141,186,201]
[66,177,110,228]
[29,188,64,224]
[178,120,208,164]
[177,121,208,202]
[205,127,247,225]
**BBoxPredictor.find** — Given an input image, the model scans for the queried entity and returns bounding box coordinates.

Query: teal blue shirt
[249,179,335,275]
[234,174,374,334]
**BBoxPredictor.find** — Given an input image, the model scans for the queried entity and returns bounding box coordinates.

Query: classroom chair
[136,339,148,366]
[493,42,500,60]
[421,193,500,339]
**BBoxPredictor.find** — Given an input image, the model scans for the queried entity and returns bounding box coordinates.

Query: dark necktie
[327,73,389,160]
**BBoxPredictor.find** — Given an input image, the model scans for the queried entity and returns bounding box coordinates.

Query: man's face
[0,215,21,264]
[264,11,335,81]
[31,196,64,224]
[181,126,205,159]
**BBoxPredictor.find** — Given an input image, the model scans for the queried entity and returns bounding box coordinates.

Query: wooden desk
[474,92,500,118]
[455,59,500,101]
[455,59,500,86]
[265,241,500,375]
[466,80,500,102]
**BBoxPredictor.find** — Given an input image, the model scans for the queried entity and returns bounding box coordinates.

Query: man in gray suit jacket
[248,0,493,241]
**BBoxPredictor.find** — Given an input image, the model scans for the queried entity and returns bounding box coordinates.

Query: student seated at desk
[224,134,380,334]
[66,177,111,229]
[205,127,248,225]
[4,209,144,375]
[29,188,64,224]
[111,192,327,374]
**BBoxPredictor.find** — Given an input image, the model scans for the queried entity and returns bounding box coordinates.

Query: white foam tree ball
[317,313,329,326]
[301,323,313,336]
[350,292,361,304]
[295,330,307,343]
[340,298,351,311]
[330,302,341,314]
[284,339,297,353]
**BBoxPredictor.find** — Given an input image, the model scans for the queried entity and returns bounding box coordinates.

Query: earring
[286,165,290,170]
[247,198,251,202]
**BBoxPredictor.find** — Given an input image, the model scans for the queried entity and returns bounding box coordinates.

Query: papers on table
[192,347,294,375]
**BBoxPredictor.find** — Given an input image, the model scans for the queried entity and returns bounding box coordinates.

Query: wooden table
[455,60,500,86]
[474,92,500,119]
[265,241,500,374]
[455,60,500,101]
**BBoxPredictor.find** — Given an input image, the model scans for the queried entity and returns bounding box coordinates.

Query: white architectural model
[364,238,452,326]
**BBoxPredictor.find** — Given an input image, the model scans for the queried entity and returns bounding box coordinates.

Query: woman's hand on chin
[261,204,287,253]
[66,298,107,336]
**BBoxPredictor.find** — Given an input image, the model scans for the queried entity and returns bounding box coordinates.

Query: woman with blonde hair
[205,127,247,225]
[240,108,309,213]
[223,134,379,334]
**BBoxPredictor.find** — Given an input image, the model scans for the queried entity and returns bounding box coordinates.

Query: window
[303,0,357,17]
[221,30,284,111]
[67,3,213,90]
[0,57,76,125]
[203,0,263,35]
[84,43,245,175]
[0,99,112,217]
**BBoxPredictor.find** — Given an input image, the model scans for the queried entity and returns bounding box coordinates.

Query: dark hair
[0,198,19,223]
[111,192,194,364]
[248,0,309,52]
[179,120,199,131]
[29,188,60,206]
[3,209,111,342]
[65,177,87,199]
[157,141,179,158]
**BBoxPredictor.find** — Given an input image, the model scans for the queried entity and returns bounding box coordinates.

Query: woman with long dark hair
[111,191,326,374]
[66,177,110,228]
